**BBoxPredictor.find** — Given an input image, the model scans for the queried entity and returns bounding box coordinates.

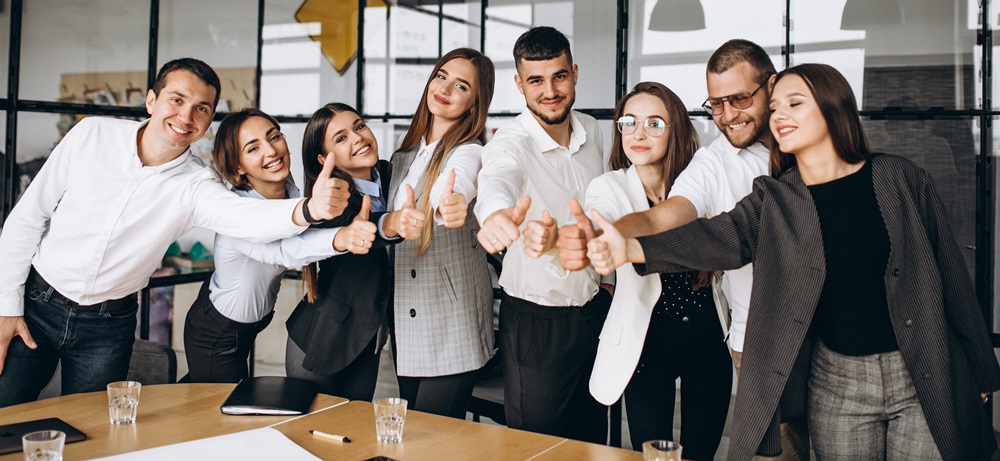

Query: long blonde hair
[397,48,495,253]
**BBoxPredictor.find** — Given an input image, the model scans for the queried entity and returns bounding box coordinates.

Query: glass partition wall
[2,0,1000,393]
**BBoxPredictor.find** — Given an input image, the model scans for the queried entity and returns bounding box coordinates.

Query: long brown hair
[769,63,871,176]
[610,82,710,290]
[300,102,367,302]
[397,48,495,254]
[212,108,282,190]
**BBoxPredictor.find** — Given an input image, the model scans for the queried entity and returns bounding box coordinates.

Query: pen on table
[309,430,351,443]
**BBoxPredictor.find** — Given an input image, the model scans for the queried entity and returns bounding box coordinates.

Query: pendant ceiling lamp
[841,0,904,29]
[649,0,706,32]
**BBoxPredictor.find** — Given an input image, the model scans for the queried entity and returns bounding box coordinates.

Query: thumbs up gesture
[477,196,531,254]
[557,199,598,271]
[307,152,351,221]
[587,210,635,275]
[385,185,426,240]
[523,210,558,258]
[333,195,377,254]
[438,170,468,229]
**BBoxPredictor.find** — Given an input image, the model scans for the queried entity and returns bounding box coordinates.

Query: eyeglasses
[616,116,669,137]
[701,81,766,116]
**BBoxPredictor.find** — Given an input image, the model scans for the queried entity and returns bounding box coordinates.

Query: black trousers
[183,282,274,384]
[624,306,732,459]
[285,334,381,402]
[396,369,480,420]
[498,289,611,444]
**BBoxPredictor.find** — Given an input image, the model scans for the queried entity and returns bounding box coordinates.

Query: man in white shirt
[0,58,350,406]
[475,26,610,444]
[559,39,809,460]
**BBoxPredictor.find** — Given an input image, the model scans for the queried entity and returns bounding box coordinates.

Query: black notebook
[220,376,318,416]
[0,417,87,455]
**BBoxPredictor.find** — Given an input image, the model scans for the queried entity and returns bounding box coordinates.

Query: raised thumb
[355,194,371,221]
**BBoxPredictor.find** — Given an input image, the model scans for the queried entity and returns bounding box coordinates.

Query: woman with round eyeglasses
[586,82,732,459]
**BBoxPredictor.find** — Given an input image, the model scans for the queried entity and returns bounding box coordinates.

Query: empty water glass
[107,381,141,425]
[373,397,407,444]
[22,430,65,461]
[643,439,682,461]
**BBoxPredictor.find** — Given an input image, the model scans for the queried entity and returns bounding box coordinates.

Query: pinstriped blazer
[636,154,1000,461]
[387,142,495,377]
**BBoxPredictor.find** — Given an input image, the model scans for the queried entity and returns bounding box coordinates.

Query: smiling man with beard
[474,26,611,444]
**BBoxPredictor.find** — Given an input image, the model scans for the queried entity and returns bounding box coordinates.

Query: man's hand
[557,199,598,271]
[308,152,351,221]
[477,196,531,254]
[0,316,36,376]
[438,170,468,229]
[522,210,557,258]
[384,185,426,239]
[587,210,631,275]
[333,195,377,254]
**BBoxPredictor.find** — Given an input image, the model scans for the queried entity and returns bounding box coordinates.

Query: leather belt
[27,268,137,313]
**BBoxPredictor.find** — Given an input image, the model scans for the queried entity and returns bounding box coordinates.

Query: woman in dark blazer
[284,103,425,401]
[588,63,1000,460]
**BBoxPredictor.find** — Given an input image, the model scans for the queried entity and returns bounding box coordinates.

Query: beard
[527,92,576,126]
[718,112,769,149]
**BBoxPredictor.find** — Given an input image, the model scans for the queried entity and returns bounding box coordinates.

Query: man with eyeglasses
[559,39,808,460]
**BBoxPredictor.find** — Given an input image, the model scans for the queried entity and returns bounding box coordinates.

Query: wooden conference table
[0,384,640,460]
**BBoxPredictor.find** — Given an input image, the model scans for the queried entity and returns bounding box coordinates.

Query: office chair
[126,338,177,385]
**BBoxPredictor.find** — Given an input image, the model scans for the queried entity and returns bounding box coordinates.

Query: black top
[647,198,715,325]
[808,160,897,356]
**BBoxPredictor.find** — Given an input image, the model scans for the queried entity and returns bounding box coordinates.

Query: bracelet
[302,197,322,224]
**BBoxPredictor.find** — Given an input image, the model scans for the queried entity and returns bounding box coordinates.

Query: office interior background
[2,0,1000,446]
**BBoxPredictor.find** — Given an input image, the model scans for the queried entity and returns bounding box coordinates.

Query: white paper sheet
[91,427,321,461]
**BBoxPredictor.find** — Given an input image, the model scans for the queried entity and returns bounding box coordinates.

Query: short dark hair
[152,58,222,109]
[707,39,776,86]
[513,26,573,71]
[213,108,281,189]
[769,63,870,175]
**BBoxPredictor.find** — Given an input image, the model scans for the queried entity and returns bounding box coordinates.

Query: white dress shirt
[0,117,305,316]
[209,179,342,323]
[476,111,606,307]
[392,138,481,223]
[667,135,769,351]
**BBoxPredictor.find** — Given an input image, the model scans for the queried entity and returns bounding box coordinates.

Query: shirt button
[892,268,900,277]
[682,316,689,322]
[410,270,416,279]
[409,309,416,318]
[922,372,931,379]
[905,319,913,327]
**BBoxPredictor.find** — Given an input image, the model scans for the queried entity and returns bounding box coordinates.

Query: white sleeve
[474,142,524,225]
[584,174,628,226]
[667,149,720,218]
[190,175,307,243]
[222,228,345,269]
[0,124,76,316]
[429,144,482,224]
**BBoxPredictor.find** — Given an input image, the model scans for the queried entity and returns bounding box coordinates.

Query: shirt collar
[237,177,301,200]
[352,167,383,197]
[418,137,440,157]
[517,110,588,154]
[720,137,769,159]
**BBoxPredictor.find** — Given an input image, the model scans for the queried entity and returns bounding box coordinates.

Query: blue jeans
[0,281,137,407]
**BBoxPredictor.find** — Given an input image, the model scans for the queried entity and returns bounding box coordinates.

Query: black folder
[220,376,318,416]
[0,418,87,455]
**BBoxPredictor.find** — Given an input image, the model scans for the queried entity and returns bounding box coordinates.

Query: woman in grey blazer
[388,48,497,418]
[589,63,1000,460]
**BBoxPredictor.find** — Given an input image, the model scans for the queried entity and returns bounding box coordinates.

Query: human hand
[308,152,351,220]
[0,316,35,376]
[477,196,531,254]
[385,185,425,239]
[557,199,597,270]
[438,170,468,229]
[587,210,628,275]
[523,210,557,258]
[333,195,377,254]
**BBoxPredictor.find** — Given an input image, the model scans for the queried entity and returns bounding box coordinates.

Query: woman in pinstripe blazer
[589,63,1000,461]
[387,48,497,419]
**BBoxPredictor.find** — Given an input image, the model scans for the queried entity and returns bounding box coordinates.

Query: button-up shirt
[0,116,305,316]
[209,179,342,323]
[476,110,606,307]
[667,135,769,351]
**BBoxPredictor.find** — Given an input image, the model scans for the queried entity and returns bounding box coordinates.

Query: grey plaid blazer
[387,142,495,377]
[637,154,1000,461]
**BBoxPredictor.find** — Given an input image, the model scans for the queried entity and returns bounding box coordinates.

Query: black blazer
[637,154,1000,460]
[286,160,396,375]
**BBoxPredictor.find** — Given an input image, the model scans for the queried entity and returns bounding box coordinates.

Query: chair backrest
[127,338,177,385]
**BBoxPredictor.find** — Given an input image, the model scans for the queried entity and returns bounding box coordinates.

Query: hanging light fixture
[841,0,904,30]
[648,0,706,32]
